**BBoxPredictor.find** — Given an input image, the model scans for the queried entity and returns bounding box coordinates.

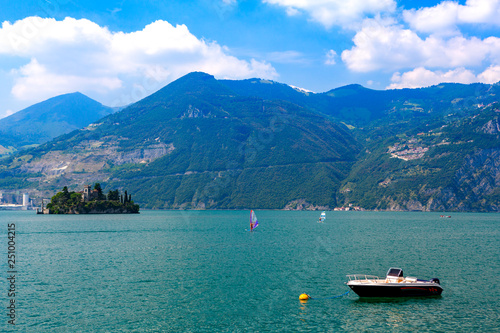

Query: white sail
[319,211,326,222]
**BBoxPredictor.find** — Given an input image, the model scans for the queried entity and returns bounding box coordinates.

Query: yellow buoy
[299,293,310,301]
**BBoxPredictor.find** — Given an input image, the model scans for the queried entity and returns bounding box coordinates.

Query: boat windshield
[386,268,403,277]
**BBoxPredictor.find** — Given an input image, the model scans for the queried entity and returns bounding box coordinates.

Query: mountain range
[0,72,499,211]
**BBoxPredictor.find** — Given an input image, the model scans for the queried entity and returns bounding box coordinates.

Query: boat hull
[348,283,443,297]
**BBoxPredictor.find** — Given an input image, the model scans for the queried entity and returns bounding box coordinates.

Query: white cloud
[387,66,500,89]
[0,17,277,105]
[403,2,460,36]
[478,65,500,84]
[285,7,300,16]
[341,19,500,72]
[325,50,337,65]
[458,0,500,24]
[267,50,307,64]
[263,0,396,29]
[10,58,122,100]
[404,0,500,35]
[341,20,424,72]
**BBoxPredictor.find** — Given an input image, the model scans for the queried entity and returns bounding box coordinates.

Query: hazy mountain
[0,92,115,154]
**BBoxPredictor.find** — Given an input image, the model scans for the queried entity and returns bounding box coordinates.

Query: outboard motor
[430,278,440,285]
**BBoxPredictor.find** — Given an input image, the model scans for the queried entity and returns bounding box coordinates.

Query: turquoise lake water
[1,210,499,332]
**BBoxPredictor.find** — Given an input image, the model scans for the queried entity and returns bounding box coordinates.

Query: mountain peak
[180,71,215,81]
[167,72,221,93]
[139,72,233,104]
[324,84,372,97]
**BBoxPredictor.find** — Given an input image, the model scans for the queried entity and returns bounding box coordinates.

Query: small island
[39,183,139,214]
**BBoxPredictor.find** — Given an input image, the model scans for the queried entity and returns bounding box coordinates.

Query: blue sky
[1,0,500,118]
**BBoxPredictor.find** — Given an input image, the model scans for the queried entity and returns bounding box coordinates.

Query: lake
[1,210,499,332]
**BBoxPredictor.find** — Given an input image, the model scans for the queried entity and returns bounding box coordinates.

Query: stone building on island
[81,184,98,202]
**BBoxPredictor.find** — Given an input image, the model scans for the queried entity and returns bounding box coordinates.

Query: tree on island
[107,189,120,201]
[45,183,139,214]
[94,183,106,201]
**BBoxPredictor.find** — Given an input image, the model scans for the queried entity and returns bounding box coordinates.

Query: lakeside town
[0,191,35,210]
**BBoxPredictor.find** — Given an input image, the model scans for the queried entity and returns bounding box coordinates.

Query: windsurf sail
[250,210,259,231]
[319,211,326,222]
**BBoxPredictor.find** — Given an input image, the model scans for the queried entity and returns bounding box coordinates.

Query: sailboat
[318,211,326,223]
[250,210,259,231]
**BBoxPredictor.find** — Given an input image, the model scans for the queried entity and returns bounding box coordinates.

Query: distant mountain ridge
[0,72,499,211]
[221,78,500,126]
[0,92,115,154]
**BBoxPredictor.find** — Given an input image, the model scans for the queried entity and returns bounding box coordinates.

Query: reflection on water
[353,295,443,304]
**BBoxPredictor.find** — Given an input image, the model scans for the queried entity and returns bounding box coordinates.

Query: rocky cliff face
[454,148,500,211]
[19,138,174,181]
[381,149,500,212]
[481,117,500,134]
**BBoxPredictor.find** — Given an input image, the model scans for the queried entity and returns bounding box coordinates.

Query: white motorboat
[346,268,443,297]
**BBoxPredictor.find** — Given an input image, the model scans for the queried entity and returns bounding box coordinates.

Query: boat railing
[346,274,383,283]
